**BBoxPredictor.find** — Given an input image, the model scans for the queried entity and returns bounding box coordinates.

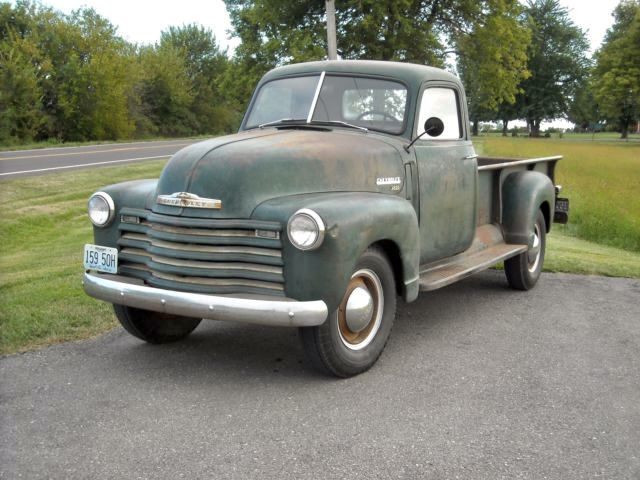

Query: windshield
[244,74,408,134]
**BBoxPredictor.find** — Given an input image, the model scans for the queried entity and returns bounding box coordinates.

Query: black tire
[505,209,546,290]
[113,305,201,344]
[299,246,397,378]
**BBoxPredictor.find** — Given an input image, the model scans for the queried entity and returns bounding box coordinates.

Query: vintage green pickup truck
[83,60,568,377]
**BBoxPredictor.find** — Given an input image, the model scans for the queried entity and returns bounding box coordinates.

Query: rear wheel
[113,305,201,344]
[299,247,397,377]
[505,209,546,290]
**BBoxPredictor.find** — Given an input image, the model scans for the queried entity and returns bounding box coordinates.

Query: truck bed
[476,155,561,227]
[418,155,562,291]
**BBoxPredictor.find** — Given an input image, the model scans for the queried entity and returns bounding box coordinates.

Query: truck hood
[153,128,405,218]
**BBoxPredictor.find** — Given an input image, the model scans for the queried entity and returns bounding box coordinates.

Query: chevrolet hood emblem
[156,192,222,209]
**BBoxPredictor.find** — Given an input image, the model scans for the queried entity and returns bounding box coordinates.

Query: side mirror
[403,116,446,152]
[424,117,445,137]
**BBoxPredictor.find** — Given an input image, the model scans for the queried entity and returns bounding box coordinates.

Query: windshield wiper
[258,118,306,129]
[308,120,368,132]
[258,118,368,132]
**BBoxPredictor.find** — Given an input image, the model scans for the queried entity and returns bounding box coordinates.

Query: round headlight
[287,209,325,251]
[88,192,115,227]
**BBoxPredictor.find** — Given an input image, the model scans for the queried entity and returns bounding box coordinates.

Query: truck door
[414,84,477,264]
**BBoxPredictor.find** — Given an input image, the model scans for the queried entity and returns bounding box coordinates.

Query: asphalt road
[0,139,198,179]
[1,271,639,479]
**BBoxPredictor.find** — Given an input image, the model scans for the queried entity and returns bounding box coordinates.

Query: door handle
[462,154,478,160]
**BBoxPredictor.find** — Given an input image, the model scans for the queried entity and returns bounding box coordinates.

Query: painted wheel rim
[337,269,383,351]
[527,223,542,273]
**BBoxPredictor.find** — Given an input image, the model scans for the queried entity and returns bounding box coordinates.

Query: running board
[419,243,527,292]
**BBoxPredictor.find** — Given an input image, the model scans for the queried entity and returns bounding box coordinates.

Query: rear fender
[502,171,554,247]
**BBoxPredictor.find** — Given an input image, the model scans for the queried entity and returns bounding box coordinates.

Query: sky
[26,0,621,55]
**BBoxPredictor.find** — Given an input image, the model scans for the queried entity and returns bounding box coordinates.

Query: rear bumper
[83,272,328,327]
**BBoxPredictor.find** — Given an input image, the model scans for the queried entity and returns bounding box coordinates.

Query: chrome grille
[116,208,284,296]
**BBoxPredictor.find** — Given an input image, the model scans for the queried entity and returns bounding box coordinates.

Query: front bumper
[83,272,328,327]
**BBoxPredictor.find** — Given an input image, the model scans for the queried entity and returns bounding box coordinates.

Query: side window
[417,87,462,140]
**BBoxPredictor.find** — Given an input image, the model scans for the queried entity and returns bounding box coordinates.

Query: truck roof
[260,60,461,90]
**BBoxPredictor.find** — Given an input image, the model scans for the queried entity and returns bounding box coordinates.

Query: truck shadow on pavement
[101,270,515,384]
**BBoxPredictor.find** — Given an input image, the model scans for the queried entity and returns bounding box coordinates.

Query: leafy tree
[160,25,235,134]
[567,73,602,132]
[223,0,327,108]
[516,0,590,137]
[224,0,532,114]
[1,2,138,142]
[457,0,531,135]
[137,43,195,137]
[0,1,52,143]
[495,94,524,135]
[50,8,137,141]
[592,0,640,139]
[0,28,44,143]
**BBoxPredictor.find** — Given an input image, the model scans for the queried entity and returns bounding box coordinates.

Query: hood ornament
[157,192,222,209]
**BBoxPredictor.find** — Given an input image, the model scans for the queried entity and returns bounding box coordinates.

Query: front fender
[502,171,554,247]
[252,192,420,312]
[92,179,158,247]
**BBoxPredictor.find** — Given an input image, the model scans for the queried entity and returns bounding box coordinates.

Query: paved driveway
[1,271,639,479]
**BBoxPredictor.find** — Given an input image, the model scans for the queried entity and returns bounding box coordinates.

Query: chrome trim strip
[148,256,283,275]
[149,270,284,291]
[83,272,328,327]
[477,155,562,171]
[119,208,281,231]
[119,234,282,258]
[156,192,222,209]
[148,222,258,238]
[307,71,326,123]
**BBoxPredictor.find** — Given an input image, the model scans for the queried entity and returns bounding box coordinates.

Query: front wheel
[113,305,201,344]
[299,247,397,377]
[505,209,546,290]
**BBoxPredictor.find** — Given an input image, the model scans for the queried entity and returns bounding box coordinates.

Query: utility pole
[326,0,337,60]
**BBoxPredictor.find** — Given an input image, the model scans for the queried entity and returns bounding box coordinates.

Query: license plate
[554,197,569,224]
[555,197,569,213]
[83,244,118,274]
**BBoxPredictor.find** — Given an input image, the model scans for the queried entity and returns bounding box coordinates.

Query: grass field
[0,160,167,354]
[1,136,639,355]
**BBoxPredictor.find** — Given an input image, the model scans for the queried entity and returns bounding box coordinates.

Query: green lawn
[0,160,166,354]
[1,136,639,355]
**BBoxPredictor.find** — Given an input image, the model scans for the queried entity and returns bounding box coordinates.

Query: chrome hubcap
[337,269,383,351]
[345,286,374,333]
[527,224,542,273]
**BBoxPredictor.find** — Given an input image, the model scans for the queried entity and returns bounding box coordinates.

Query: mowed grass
[475,136,640,252]
[2,137,640,355]
[0,160,166,355]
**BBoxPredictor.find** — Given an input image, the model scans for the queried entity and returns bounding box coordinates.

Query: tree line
[1,0,638,145]
[0,1,238,144]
